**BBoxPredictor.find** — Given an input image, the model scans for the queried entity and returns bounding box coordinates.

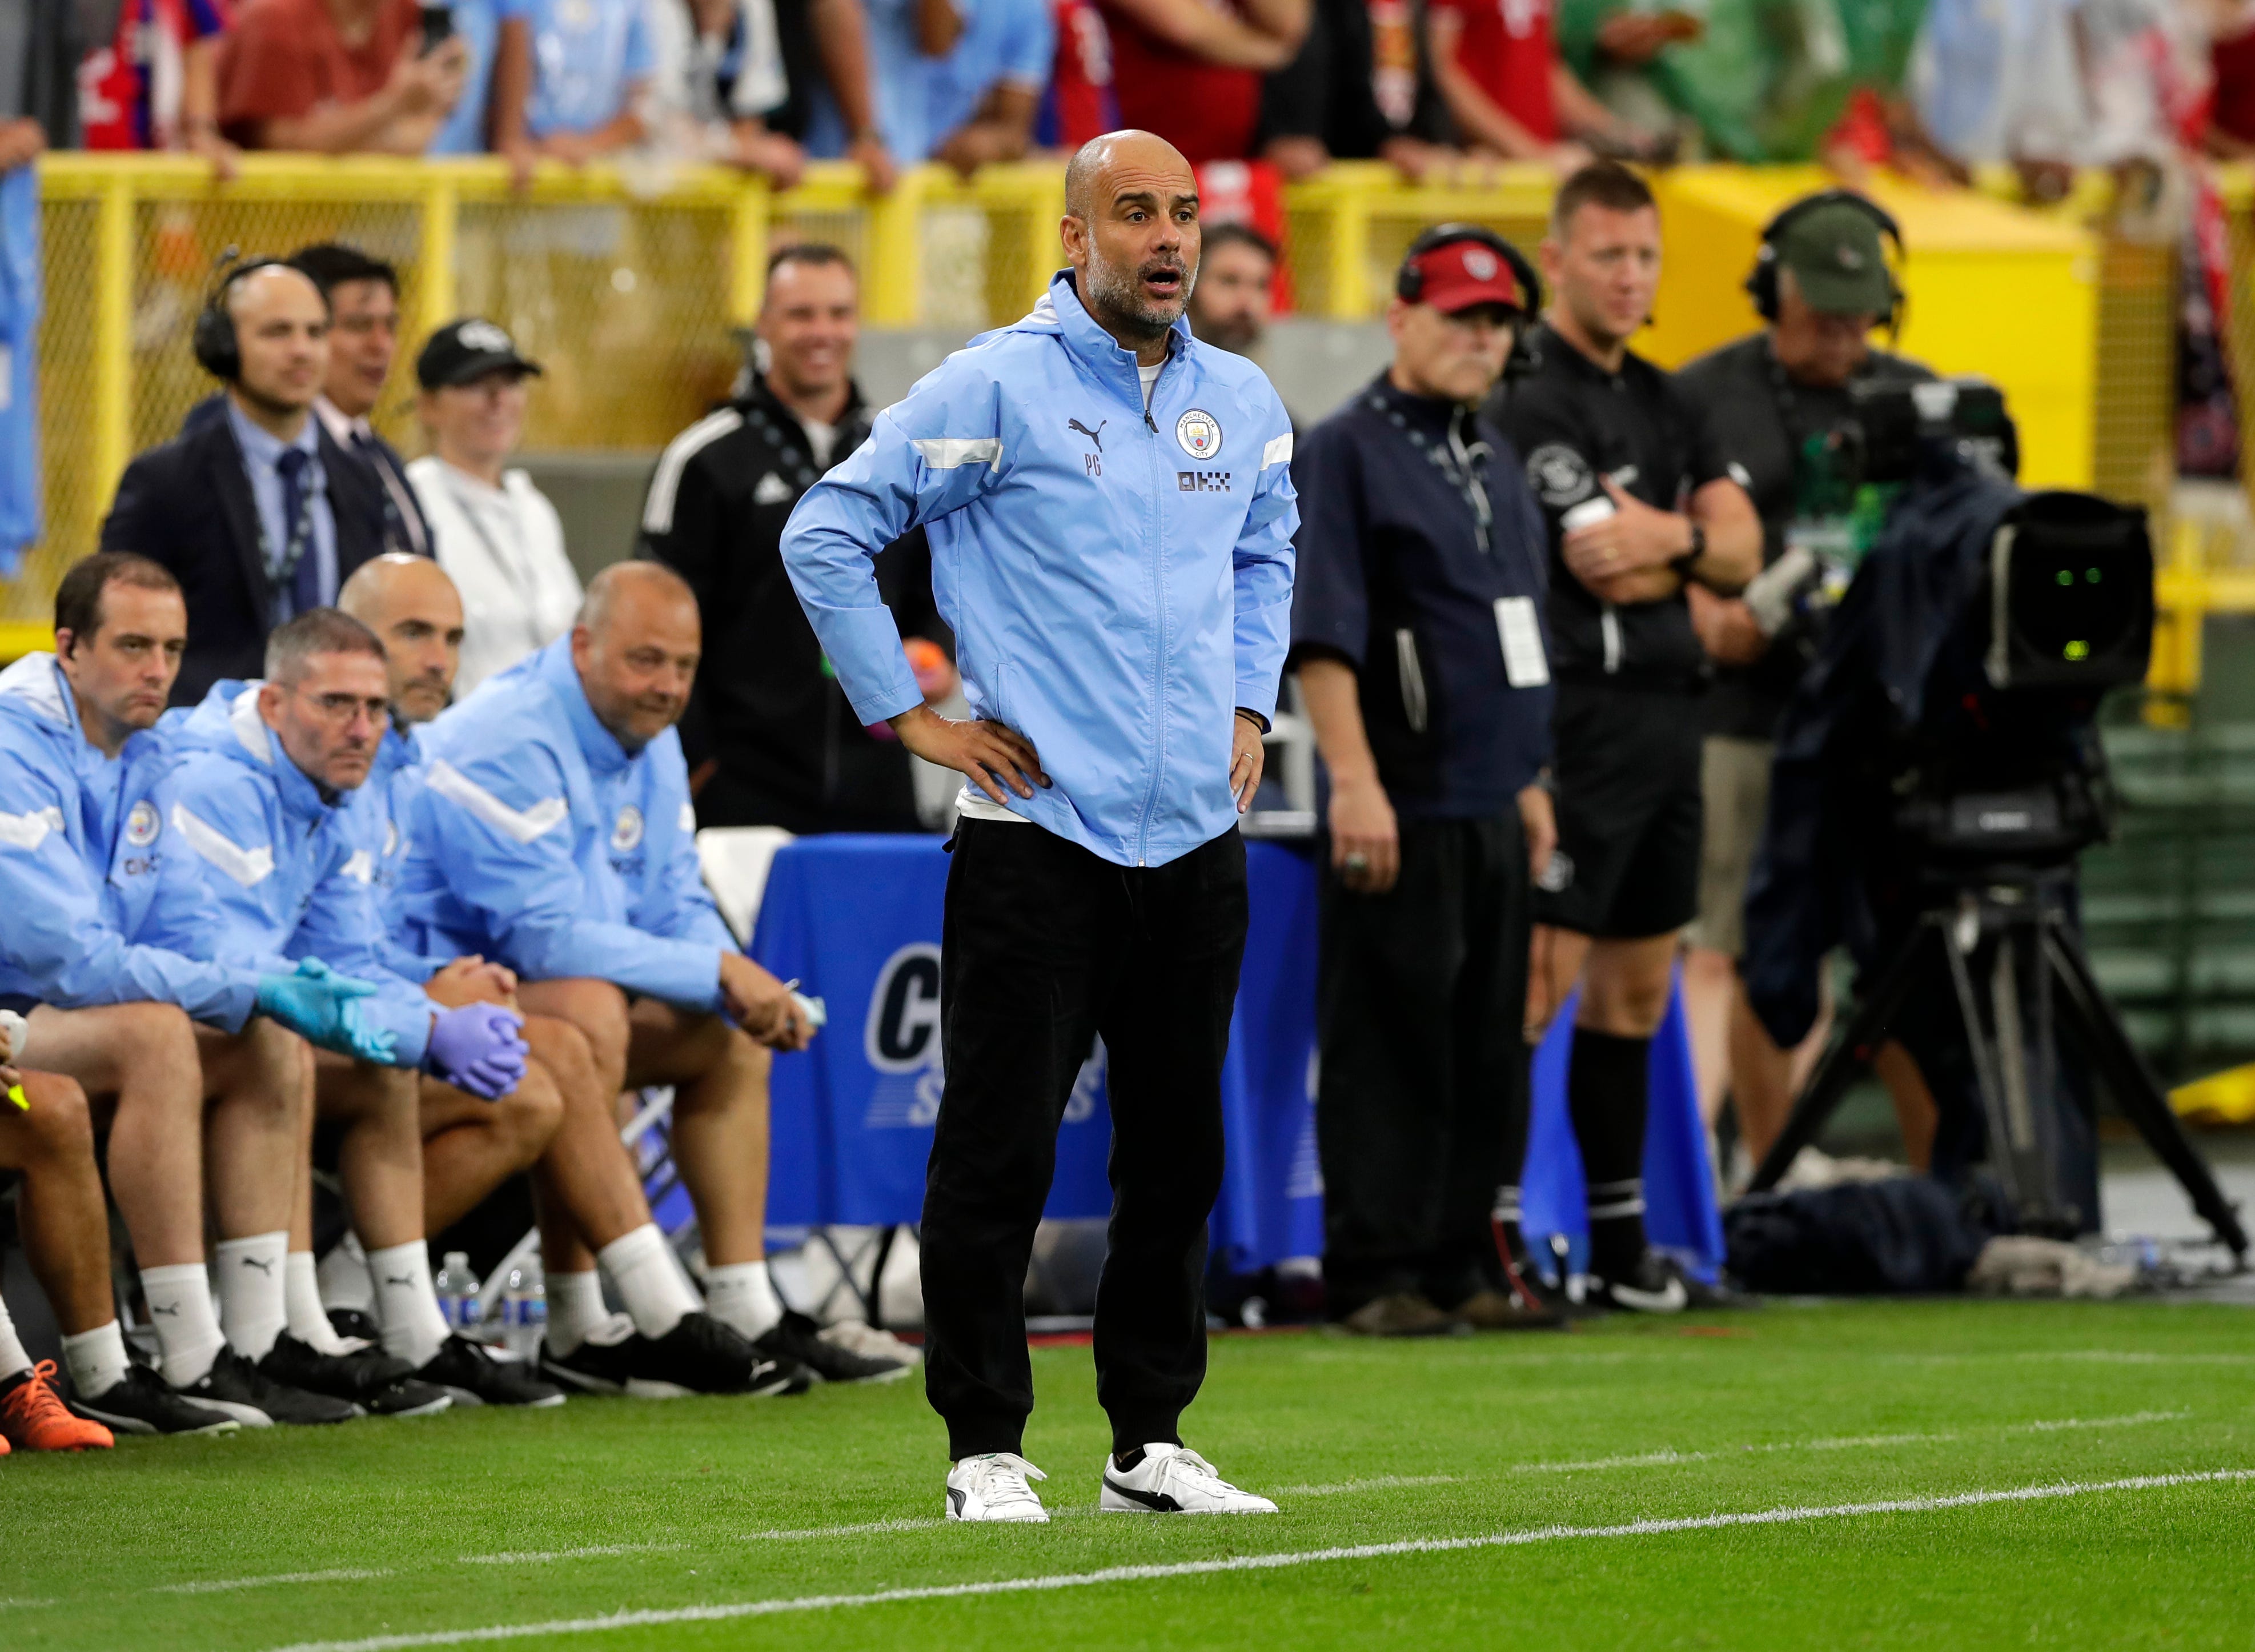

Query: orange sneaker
[0,1361,114,1451]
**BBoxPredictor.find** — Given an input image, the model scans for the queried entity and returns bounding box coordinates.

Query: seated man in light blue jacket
[780,131,1297,1520]
[396,562,903,1389]
[342,551,829,1399]
[157,607,557,1410]
[0,554,399,1434]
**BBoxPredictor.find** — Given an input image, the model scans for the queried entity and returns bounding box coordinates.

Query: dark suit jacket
[100,408,394,707]
[182,392,433,558]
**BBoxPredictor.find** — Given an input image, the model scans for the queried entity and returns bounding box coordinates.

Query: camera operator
[1291,227,1560,1338]
[1674,191,1939,1176]
[1486,161,1759,1314]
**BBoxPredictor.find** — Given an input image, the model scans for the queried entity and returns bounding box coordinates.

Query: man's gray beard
[1085,253,1195,343]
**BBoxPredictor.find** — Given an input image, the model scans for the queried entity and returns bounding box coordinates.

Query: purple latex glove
[425,1002,529,1100]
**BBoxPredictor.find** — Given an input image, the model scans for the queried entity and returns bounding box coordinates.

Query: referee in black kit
[1487,162,1759,1313]
[1291,226,1564,1338]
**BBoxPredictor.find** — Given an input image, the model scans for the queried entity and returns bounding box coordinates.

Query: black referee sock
[1567,1027,1651,1281]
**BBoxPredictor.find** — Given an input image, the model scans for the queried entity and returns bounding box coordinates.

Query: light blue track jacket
[153,681,440,1066]
[364,723,456,985]
[781,270,1299,868]
[0,653,258,1029]
[392,638,736,1010]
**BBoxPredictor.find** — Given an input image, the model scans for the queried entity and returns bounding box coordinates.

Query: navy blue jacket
[1289,375,1554,817]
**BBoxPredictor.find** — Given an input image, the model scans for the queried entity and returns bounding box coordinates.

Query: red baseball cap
[1403,236,1529,315]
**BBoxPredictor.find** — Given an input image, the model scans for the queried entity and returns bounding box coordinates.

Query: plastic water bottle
[503,1256,547,1357]
[434,1250,479,1336]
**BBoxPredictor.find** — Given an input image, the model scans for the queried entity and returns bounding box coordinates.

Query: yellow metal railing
[6,153,2224,649]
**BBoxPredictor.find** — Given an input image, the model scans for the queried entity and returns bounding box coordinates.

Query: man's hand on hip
[889,704,1048,807]
[719,952,816,1052]
[1231,712,1266,813]
[1518,783,1558,884]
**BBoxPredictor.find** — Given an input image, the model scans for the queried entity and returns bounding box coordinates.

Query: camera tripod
[1747,867,2249,1261]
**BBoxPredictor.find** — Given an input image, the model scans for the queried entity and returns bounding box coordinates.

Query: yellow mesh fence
[1,153,2225,647]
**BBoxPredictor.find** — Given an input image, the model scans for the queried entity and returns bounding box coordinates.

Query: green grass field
[7,1300,2254,1650]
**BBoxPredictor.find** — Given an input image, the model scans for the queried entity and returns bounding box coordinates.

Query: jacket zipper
[1394,629,1429,733]
[1133,352,1170,865]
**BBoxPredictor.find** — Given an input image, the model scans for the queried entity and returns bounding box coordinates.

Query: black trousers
[921,819,1249,1459]
[1315,812,1532,1316]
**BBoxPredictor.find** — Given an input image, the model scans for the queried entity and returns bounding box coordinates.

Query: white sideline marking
[0,1599,56,1611]
[747,1518,946,1542]
[156,1569,392,1595]
[458,1545,685,1566]
[260,1469,2255,1652]
[1270,1474,1461,1497]
[1514,1410,2188,1474]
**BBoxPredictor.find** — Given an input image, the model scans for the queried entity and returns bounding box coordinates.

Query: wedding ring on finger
[1343,852,1371,873]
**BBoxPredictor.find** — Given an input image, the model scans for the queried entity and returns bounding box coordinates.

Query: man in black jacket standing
[100,260,391,706]
[1292,226,1559,1337]
[639,243,953,833]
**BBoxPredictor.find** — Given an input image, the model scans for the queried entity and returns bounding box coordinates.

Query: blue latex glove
[255,960,386,1057]
[426,1002,529,1100]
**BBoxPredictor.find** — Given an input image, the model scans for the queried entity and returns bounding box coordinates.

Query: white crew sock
[213,1230,290,1361]
[140,1262,227,1387]
[597,1224,700,1342]
[367,1241,451,1369]
[546,1269,609,1356]
[316,1230,375,1314]
[285,1252,350,1354]
[704,1258,784,1341]
[0,1296,30,1379]
[61,1321,131,1400]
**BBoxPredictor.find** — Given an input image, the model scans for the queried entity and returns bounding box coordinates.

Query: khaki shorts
[1688,735,1774,959]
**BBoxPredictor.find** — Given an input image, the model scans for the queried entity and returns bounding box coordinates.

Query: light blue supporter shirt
[224,398,337,624]
[429,0,534,154]
[804,0,1054,163]
[522,0,657,138]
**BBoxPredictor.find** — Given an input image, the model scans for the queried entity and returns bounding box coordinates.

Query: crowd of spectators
[7,0,2254,187]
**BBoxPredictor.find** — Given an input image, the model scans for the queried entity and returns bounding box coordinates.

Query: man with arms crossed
[395,563,904,1389]
[0,554,399,1428]
[784,129,1297,1521]
[341,552,812,1397]
[1487,162,1759,1313]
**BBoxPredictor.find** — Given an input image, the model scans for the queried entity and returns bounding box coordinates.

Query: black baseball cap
[415,318,544,390]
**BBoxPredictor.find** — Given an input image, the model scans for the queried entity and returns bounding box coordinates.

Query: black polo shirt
[1484,320,1730,690]
[1676,332,1937,740]
[1289,375,1554,819]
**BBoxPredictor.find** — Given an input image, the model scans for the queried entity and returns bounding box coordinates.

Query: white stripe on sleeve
[170,804,276,888]
[911,437,1004,471]
[424,761,572,845]
[1262,432,1294,470]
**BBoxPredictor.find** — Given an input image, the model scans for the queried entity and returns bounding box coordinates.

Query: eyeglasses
[284,685,390,724]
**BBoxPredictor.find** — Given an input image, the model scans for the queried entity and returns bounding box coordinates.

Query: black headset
[191,251,322,382]
[1397,223,1545,378]
[1744,189,1905,336]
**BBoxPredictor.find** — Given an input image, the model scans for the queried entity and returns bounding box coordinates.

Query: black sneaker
[755,1310,912,1385]
[327,1307,384,1344]
[1592,1250,1691,1315]
[542,1312,808,1398]
[177,1347,361,1426]
[418,1335,567,1408]
[69,1364,241,1437]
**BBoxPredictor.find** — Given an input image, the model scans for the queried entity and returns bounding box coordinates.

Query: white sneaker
[1100,1444,1278,1514]
[946,1453,1050,1522]
[821,1320,922,1366]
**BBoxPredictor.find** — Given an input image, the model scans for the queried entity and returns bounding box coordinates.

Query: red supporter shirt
[1049,0,1119,150]
[1099,0,1265,163]
[1430,0,1557,144]
[217,0,420,147]
[2215,22,2255,145]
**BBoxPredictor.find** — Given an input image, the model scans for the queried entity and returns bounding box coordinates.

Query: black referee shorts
[1533,680,1703,940]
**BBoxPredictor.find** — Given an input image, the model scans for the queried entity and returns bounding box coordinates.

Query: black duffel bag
[1724,1177,1994,1295]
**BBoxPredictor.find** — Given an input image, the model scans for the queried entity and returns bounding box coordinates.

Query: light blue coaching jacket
[153,680,442,1066]
[391,637,737,1011]
[0,653,258,1028]
[781,270,1299,868]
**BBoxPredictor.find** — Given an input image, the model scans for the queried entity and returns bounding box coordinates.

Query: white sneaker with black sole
[946,1452,1050,1522]
[1101,1444,1277,1514]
